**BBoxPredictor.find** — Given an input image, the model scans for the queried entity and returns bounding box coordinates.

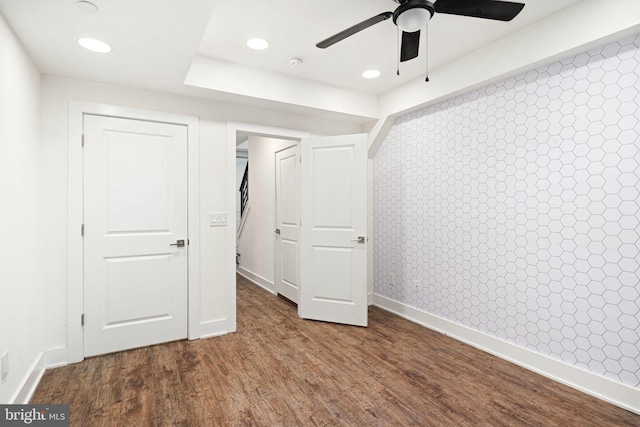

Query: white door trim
[227,122,309,333]
[68,101,200,364]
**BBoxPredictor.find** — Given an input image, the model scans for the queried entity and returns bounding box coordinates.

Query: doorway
[230,124,369,328]
[235,135,300,297]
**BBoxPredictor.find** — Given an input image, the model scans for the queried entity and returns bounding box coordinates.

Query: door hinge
[81,134,85,147]
[81,224,84,237]
[81,313,84,326]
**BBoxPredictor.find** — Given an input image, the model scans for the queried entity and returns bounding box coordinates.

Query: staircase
[240,164,248,217]
[237,163,249,265]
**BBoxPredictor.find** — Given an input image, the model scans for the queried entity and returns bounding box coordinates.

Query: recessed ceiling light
[362,69,381,79]
[246,38,269,50]
[76,1,98,13]
[78,37,112,53]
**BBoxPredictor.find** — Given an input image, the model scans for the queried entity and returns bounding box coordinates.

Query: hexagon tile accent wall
[374,32,640,390]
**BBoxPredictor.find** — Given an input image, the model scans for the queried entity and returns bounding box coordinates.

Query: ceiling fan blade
[316,12,393,48]
[400,30,420,62]
[435,0,525,21]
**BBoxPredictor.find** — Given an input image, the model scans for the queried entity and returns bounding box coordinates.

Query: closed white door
[275,145,300,303]
[83,115,188,357]
[299,134,368,327]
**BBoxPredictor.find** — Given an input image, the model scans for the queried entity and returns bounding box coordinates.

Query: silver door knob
[350,236,365,244]
[170,239,185,247]
[275,229,281,235]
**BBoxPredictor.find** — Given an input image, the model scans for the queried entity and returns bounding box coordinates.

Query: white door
[275,145,300,303]
[83,114,188,357]
[299,134,368,326]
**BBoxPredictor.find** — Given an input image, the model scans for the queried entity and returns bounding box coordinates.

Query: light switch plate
[209,212,228,227]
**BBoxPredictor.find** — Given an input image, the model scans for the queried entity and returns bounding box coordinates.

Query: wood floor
[32,274,639,426]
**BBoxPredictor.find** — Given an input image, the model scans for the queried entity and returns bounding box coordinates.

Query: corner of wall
[367,115,397,159]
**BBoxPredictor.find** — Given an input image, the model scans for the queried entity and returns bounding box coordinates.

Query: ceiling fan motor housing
[393,0,435,32]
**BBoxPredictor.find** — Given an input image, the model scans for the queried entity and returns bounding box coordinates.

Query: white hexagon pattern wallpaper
[373,33,640,390]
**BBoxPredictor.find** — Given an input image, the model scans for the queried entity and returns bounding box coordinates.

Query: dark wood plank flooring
[32,274,640,426]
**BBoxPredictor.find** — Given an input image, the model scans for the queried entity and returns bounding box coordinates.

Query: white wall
[373,32,640,412]
[236,136,296,292]
[0,12,45,403]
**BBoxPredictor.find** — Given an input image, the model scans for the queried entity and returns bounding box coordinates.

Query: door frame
[227,123,309,330]
[67,101,200,364]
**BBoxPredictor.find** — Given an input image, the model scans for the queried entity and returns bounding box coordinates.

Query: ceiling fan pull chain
[396,26,401,76]
[425,20,430,82]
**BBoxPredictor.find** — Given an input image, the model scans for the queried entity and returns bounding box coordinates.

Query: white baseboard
[237,266,276,295]
[373,294,640,415]
[10,352,46,404]
[44,347,68,369]
[367,292,373,306]
[199,319,229,339]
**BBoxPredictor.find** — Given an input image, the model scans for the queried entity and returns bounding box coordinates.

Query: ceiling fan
[316,0,525,81]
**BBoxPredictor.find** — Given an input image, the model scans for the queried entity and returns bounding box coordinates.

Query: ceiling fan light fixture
[396,7,431,32]
[246,38,269,50]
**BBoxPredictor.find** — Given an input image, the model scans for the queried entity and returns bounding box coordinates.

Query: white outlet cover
[1,352,8,380]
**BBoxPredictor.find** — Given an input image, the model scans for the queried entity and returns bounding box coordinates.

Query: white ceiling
[0,0,215,94]
[0,0,582,116]
[199,0,580,94]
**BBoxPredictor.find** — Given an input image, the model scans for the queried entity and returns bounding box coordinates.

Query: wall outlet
[413,280,420,292]
[389,272,395,286]
[1,352,8,381]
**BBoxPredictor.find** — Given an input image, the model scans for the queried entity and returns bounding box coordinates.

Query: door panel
[83,114,188,357]
[275,145,300,303]
[299,134,368,326]
[281,239,298,287]
[105,134,171,232]
[311,246,353,302]
[311,146,354,228]
[104,254,172,325]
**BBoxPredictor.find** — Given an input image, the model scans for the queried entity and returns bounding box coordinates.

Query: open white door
[275,145,300,303]
[299,134,368,326]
